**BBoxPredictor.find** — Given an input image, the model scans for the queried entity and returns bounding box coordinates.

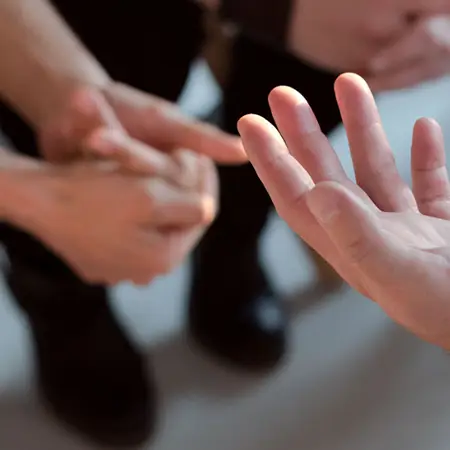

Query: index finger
[151,106,248,164]
[237,114,314,217]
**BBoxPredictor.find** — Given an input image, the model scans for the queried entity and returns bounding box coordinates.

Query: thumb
[306,182,409,284]
[40,88,124,163]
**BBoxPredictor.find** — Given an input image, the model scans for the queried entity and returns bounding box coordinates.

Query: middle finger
[335,73,417,212]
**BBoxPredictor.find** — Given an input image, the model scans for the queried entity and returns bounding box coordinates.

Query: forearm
[0,0,111,130]
[0,146,50,226]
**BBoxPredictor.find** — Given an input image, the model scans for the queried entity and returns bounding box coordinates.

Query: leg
[0,0,204,446]
[190,32,342,371]
[189,160,282,370]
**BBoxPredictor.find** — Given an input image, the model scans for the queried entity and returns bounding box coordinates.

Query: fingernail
[306,188,340,224]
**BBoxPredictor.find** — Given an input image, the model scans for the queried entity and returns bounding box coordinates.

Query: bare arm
[0,146,53,226]
[0,0,110,130]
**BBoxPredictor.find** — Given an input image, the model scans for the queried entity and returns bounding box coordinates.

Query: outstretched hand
[238,73,450,350]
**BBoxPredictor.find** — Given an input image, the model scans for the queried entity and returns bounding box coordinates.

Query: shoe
[188,241,288,372]
[7,258,156,448]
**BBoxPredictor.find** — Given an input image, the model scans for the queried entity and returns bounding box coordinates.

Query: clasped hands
[20,82,246,286]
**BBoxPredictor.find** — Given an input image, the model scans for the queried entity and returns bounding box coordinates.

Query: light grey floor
[1,62,450,450]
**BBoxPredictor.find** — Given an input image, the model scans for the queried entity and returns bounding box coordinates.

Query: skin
[287,0,450,90]
[0,0,236,284]
[239,73,450,351]
[0,146,217,286]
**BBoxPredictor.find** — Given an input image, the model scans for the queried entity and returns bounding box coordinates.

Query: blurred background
[1,56,450,449]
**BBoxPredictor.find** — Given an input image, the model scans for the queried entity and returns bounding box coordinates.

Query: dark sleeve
[219,0,293,47]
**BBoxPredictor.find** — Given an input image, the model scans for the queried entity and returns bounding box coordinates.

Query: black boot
[188,36,299,373]
[3,228,156,448]
[189,213,288,372]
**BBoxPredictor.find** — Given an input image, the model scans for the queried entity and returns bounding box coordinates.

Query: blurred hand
[16,155,217,286]
[39,82,246,166]
[36,83,223,286]
[287,0,409,72]
[287,0,450,80]
[238,73,450,351]
[367,15,450,91]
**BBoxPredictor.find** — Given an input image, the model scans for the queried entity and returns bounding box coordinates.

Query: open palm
[238,73,450,350]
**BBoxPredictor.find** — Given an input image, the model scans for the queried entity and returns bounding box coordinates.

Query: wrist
[32,72,113,134]
[0,159,54,230]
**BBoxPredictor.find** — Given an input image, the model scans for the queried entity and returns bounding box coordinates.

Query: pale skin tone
[0,148,217,285]
[238,73,450,351]
[0,0,244,285]
[0,0,246,163]
[5,0,450,287]
[287,0,450,91]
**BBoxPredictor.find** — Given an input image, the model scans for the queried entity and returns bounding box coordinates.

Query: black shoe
[7,259,156,448]
[188,243,288,373]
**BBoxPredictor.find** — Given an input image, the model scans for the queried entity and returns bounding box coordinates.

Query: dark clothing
[220,0,292,46]
[192,33,341,304]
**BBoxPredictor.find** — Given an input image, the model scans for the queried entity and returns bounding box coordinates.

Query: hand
[238,73,450,350]
[287,0,405,72]
[14,156,217,286]
[367,15,450,91]
[287,0,450,76]
[40,83,246,167]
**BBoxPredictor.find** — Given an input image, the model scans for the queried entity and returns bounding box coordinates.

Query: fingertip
[237,114,270,140]
[268,85,306,108]
[413,117,443,145]
[414,117,442,134]
[334,72,372,98]
[335,73,379,127]
[238,113,266,129]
